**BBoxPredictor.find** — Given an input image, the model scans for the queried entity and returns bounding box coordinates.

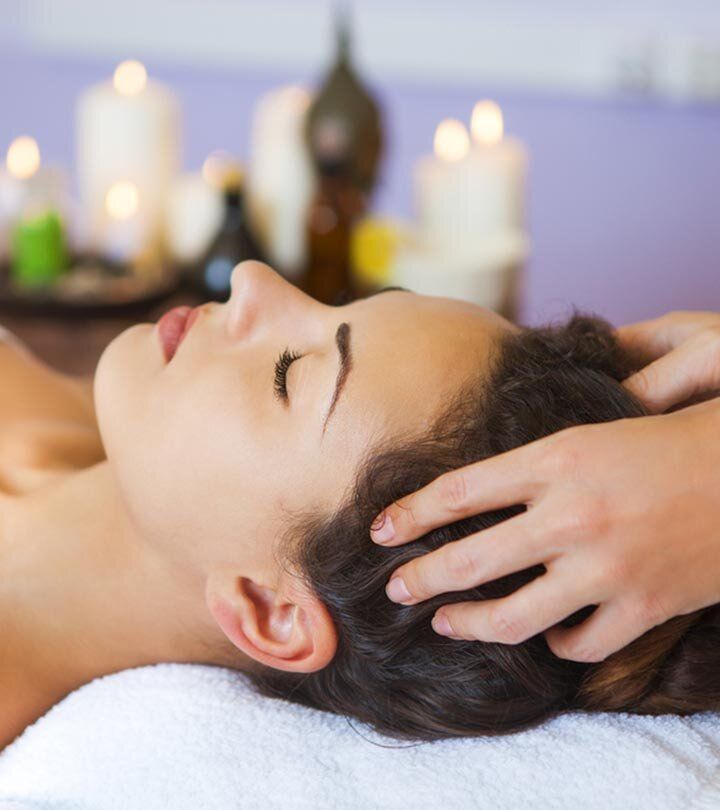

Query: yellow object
[351,218,401,288]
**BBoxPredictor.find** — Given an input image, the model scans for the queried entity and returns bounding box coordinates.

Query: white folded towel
[0,663,718,810]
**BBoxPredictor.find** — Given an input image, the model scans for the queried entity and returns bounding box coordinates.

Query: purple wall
[1,45,719,326]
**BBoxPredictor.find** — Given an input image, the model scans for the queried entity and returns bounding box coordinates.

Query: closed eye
[273,348,302,403]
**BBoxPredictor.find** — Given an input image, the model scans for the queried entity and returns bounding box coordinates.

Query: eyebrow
[369,285,411,297]
[322,322,352,435]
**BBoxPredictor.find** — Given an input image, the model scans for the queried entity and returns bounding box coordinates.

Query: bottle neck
[224,188,242,208]
[335,6,352,66]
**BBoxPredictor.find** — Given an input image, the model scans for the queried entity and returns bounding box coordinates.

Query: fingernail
[386,575,411,603]
[432,612,455,637]
[371,512,395,544]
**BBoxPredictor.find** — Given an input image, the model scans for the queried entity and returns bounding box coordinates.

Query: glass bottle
[304,9,384,195]
[189,165,266,300]
[303,158,365,304]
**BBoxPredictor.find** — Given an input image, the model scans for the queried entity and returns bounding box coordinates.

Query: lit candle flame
[113,60,148,97]
[433,119,470,162]
[6,136,41,180]
[105,181,139,220]
[471,100,504,147]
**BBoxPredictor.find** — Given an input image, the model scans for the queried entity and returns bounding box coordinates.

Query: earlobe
[205,567,337,674]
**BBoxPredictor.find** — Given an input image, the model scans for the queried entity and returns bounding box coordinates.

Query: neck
[1,460,249,710]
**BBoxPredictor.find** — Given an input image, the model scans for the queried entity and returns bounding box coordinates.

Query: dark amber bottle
[189,167,266,300]
[303,161,365,304]
[301,9,383,304]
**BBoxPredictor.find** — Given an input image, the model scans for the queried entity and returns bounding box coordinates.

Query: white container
[391,229,529,317]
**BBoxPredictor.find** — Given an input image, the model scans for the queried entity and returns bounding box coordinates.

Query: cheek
[97,336,292,567]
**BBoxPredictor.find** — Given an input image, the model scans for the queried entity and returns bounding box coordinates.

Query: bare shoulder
[0,336,96,426]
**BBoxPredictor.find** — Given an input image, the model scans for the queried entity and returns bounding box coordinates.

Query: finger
[615,318,677,367]
[386,512,550,605]
[370,441,546,546]
[544,598,650,662]
[431,570,596,645]
[617,312,720,367]
[623,331,720,413]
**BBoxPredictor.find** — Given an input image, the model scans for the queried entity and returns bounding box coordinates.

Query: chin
[94,322,159,459]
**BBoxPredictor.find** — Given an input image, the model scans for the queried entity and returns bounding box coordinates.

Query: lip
[156,305,201,363]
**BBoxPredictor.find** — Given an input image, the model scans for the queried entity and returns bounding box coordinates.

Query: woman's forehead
[348,290,512,350]
[332,293,508,433]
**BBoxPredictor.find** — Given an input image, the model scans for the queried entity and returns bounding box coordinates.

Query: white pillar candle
[76,59,180,263]
[415,102,527,256]
[247,85,315,279]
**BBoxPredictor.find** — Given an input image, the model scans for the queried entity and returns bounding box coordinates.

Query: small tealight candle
[106,180,139,220]
[102,179,148,265]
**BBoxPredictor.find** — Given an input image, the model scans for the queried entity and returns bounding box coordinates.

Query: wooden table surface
[0,283,208,378]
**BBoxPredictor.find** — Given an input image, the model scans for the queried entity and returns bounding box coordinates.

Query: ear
[204,566,338,673]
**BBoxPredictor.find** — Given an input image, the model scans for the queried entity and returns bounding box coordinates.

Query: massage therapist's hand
[617,310,720,412]
[370,311,720,663]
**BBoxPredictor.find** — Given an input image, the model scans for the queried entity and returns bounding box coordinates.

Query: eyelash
[273,348,302,402]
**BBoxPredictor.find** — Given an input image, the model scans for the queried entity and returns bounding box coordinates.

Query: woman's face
[95,261,512,582]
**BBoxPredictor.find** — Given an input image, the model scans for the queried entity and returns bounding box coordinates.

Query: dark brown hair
[246,314,720,741]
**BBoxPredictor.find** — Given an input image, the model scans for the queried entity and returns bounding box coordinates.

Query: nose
[226,261,318,341]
